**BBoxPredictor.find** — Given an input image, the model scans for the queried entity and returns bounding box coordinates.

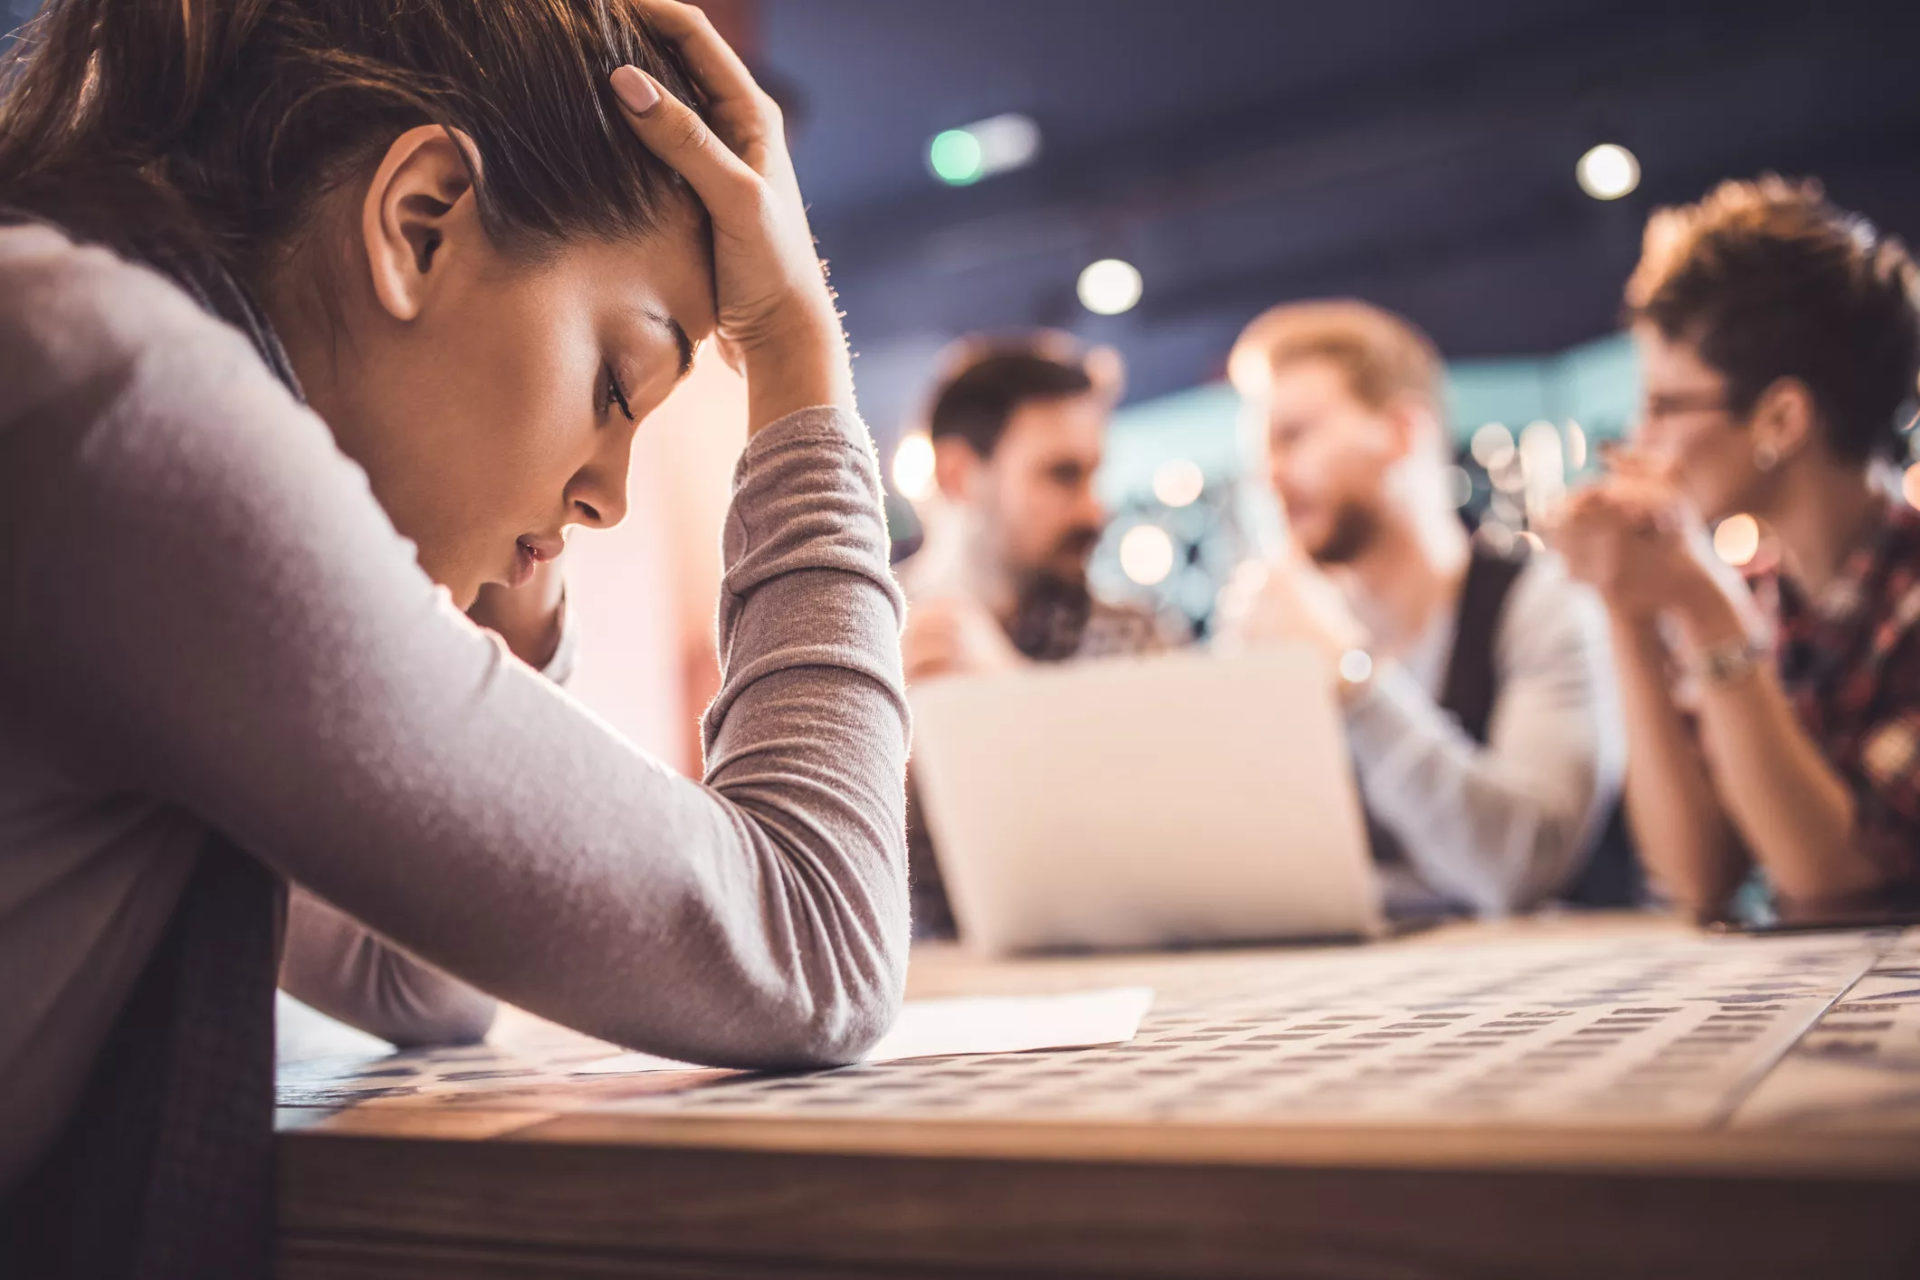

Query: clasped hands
[1548,448,1755,650]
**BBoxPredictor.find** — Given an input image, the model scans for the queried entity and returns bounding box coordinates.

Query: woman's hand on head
[610,2,853,434]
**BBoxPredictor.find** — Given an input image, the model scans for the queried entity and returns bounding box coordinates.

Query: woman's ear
[1750,376,1818,466]
[360,125,485,323]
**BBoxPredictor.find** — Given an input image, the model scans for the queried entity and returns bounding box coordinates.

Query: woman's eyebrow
[645,307,696,379]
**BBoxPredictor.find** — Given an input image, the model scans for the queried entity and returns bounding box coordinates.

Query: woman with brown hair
[0,1,909,1271]
[1556,178,1920,920]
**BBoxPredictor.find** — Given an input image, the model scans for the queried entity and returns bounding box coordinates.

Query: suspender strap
[1434,543,1643,908]
[1437,548,1528,745]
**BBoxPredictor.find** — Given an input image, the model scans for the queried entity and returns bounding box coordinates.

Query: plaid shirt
[1747,496,1920,888]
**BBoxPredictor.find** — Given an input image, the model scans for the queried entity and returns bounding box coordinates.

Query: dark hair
[1625,176,1920,465]
[927,344,1100,458]
[0,0,706,285]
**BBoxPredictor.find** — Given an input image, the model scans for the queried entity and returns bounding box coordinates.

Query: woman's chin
[439,568,486,613]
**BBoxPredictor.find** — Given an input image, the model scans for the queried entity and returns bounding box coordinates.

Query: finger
[1599,440,1653,478]
[1604,443,1682,487]
[631,0,763,108]
[610,66,758,208]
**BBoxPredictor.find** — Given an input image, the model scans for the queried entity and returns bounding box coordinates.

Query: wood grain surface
[276,915,1920,1278]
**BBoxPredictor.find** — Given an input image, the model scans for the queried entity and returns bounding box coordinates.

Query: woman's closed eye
[603,366,636,422]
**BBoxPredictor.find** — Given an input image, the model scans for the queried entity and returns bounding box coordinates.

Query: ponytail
[2,0,260,177]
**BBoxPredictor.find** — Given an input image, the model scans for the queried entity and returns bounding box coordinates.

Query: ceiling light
[1078,258,1143,316]
[928,129,984,186]
[928,113,1040,187]
[1577,143,1640,201]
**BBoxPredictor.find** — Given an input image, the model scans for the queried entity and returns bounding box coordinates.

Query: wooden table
[276,914,1920,1278]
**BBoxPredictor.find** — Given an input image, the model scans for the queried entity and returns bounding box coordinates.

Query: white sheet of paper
[571,987,1155,1076]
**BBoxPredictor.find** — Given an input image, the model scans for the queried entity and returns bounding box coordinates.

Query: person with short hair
[899,338,1186,938]
[1555,177,1920,916]
[1221,301,1629,917]
[901,340,1180,673]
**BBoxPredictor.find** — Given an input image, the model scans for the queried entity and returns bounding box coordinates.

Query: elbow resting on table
[786,914,910,1069]
[366,959,500,1049]
[747,837,912,1069]
[1762,856,1891,915]
[385,988,498,1049]
[785,966,906,1070]
[697,940,907,1073]
[627,841,911,1071]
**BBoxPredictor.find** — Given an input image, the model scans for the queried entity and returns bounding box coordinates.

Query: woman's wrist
[1607,608,1674,676]
[1669,563,1748,652]
[740,303,855,434]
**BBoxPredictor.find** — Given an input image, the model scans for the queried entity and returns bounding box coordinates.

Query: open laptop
[909,645,1383,955]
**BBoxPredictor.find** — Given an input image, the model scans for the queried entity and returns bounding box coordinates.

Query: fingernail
[611,65,660,115]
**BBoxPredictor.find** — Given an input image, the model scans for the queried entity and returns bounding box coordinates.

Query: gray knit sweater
[0,223,911,1192]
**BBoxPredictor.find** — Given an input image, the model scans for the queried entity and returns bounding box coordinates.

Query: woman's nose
[568,435,635,530]
[570,472,629,529]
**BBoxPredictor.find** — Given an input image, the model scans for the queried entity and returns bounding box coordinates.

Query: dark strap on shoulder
[1435,545,1644,908]
[1437,548,1528,745]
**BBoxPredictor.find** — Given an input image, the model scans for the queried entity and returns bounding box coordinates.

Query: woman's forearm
[281,889,497,1047]
[1690,668,1877,902]
[1672,586,1881,902]
[1609,614,1746,913]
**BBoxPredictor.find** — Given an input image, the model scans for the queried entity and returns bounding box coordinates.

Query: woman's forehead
[567,218,717,346]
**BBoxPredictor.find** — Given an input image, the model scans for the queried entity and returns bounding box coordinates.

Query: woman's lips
[507,535,563,589]
[508,540,539,589]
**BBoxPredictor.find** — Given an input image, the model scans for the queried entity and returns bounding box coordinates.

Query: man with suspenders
[1220,300,1635,917]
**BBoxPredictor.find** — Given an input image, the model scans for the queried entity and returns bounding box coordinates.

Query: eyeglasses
[1640,390,1736,422]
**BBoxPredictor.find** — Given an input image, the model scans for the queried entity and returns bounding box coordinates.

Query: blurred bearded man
[900,338,1186,938]
[1220,300,1631,917]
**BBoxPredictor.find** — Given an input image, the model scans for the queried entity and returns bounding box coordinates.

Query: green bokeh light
[929,129,984,186]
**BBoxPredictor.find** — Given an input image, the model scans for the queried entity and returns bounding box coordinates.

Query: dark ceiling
[757,0,1920,434]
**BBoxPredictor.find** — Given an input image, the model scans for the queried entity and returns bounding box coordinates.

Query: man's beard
[1005,526,1103,661]
[1306,502,1378,566]
[1036,525,1102,584]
